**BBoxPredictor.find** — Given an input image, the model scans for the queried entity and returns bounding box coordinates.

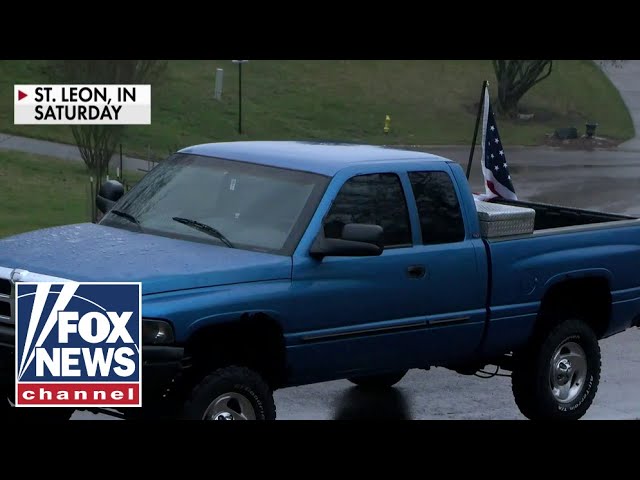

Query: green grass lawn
[0,60,633,159]
[0,150,145,238]
[0,150,90,237]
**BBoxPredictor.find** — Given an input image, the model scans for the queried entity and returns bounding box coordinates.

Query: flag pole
[466,80,489,179]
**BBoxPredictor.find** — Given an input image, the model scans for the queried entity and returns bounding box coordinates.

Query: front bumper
[140,345,186,405]
[0,325,186,408]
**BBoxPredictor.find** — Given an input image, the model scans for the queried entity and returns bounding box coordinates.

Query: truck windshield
[100,153,329,255]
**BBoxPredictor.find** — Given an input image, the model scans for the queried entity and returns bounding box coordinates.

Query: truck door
[289,171,483,382]
[404,168,488,365]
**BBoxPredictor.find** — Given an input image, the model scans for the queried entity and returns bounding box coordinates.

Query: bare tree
[492,60,553,116]
[71,116,125,187]
[50,60,167,219]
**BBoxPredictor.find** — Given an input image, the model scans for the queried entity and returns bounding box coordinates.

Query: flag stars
[480,100,517,200]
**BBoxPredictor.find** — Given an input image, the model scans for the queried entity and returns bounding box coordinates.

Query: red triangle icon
[18,90,27,101]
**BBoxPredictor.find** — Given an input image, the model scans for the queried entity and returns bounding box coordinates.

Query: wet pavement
[432,145,640,217]
[73,145,640,420]
[0,133,153,173]
[273,329,640,420]
[74,328,640,420]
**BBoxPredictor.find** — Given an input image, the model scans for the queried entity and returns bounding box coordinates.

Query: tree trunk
[496,80,520,117]
[492,60,553,116]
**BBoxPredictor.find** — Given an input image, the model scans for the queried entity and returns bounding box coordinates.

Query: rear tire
[511,319,601,420]
[347,370,408,389]
[182,366,276,420]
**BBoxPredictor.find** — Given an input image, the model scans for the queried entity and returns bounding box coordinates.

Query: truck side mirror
[96,180,125,214]
[341,223,384,248]
[310,223,384,259]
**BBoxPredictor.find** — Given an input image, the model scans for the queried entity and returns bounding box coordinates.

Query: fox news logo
[15,282,142,407]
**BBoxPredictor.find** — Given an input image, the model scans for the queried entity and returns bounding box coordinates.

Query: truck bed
[480,201,640,356]
[491,199,636,231]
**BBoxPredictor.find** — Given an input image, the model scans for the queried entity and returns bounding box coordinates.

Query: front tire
[348,370,408,389]
[512,319,601,420]
[182,366,276,420]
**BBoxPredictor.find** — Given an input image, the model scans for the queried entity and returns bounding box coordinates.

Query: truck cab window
[102,153,328,255]
[324,173,412,247]
[408,171,465,244]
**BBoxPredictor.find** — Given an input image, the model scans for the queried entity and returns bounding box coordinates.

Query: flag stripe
[478,85,517,201]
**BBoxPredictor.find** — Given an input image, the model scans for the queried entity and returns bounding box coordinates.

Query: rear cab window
[408,171,465,245]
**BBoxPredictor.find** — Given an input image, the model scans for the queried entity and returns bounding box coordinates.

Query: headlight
[142,319,175,345]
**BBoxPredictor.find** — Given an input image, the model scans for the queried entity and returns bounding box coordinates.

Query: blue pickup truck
[1,141,640,421]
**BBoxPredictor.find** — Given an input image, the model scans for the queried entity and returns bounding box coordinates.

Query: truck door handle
[406,265,426,279]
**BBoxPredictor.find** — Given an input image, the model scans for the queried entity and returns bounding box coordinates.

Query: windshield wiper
[109,209,143,230]
[172,217,235,248]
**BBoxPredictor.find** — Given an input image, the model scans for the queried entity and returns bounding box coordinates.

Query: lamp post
[232,60,249,134]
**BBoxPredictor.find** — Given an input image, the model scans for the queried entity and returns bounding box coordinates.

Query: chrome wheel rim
[549,341,588,404]
[203,392,256,420]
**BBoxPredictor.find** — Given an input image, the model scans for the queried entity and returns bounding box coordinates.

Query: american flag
[476,85,517,201]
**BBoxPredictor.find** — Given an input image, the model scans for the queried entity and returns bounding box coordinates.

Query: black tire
[511,319,601,421]
[182,366,276,420]
[347,370,408,389]
[0,388,74,422]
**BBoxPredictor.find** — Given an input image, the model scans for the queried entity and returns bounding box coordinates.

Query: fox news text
[15,282,142,407]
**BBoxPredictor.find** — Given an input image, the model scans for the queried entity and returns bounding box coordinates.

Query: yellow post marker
[384,115,391,134]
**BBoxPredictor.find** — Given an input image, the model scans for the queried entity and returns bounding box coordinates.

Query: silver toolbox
[474,200,536,238]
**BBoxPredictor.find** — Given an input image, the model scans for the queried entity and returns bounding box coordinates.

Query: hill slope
[0,60,632,159]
